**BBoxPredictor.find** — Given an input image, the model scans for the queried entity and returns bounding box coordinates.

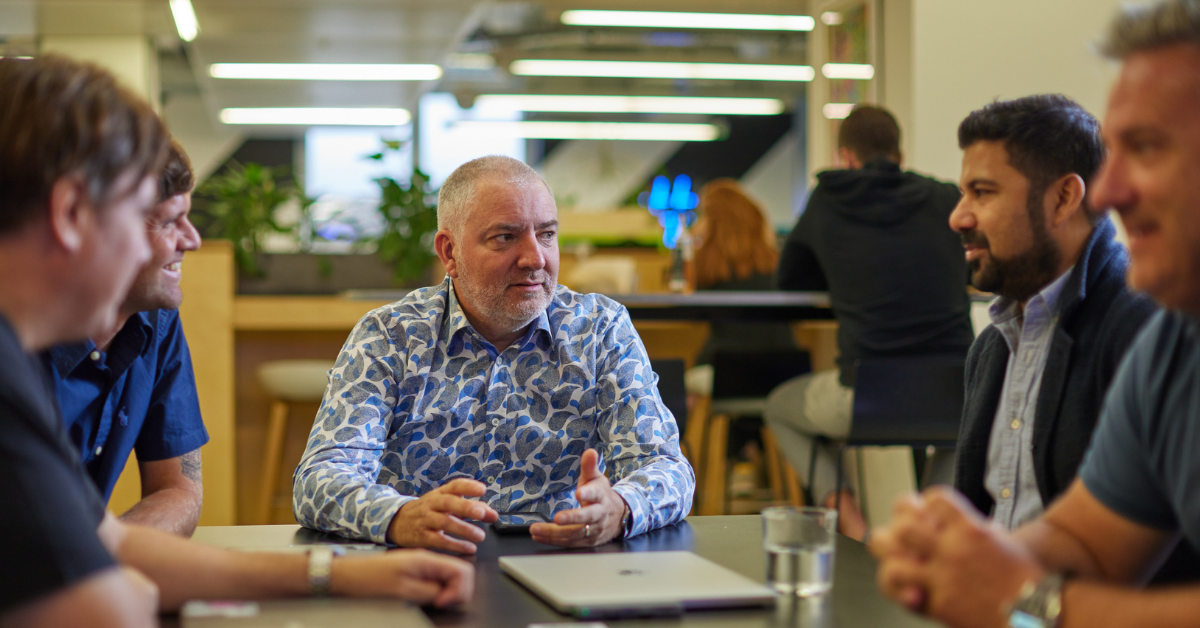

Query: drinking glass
[761,506,838,596]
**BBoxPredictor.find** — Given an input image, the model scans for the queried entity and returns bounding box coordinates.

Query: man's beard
[963,201,1062,303]
[454,266,554,335]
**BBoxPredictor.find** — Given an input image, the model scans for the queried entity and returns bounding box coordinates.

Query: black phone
[492,511,550,535]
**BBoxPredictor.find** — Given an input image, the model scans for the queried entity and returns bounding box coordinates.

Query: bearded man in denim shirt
[294,155,694,553]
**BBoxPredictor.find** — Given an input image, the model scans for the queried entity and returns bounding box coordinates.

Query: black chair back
[650,358,688,435]
[711,349,812,400]
[848,354,967,447]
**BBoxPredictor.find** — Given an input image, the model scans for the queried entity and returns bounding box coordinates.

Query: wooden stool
[256,359,335,525]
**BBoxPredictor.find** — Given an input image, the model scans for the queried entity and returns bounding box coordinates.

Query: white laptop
[181,599,433,628]
[500,550,776,619]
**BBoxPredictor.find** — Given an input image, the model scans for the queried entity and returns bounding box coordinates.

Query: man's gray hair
[1100,0,1200,59]
[436,155,553,236]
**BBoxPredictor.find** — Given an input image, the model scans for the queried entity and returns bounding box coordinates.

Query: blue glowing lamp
[637,174,698,249]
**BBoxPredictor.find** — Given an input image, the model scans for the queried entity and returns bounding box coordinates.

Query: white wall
[741,130,803,228]
[910,0,1125,181]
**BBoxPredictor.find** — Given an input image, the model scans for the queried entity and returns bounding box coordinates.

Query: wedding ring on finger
[585,524,591,538]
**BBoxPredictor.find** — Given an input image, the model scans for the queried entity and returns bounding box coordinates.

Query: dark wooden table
[187,516,934,628]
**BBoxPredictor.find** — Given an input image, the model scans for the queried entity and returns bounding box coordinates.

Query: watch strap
[307,547,338,597]
[1008,573,1064,628]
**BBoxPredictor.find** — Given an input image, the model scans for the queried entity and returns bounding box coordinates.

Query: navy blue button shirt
[44,309,208,501]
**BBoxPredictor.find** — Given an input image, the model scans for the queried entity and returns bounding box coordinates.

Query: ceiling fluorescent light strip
[474,95,784,115]
[219,108,412,126]
[169,0,200,42]
[823,103,855,119]
[821,63,875,80]
[450,121,720,141]
[209,64,443,81]
[510,60,814,82]
[561,10,815,32]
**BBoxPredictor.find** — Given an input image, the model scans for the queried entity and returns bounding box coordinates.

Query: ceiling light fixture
[169,0,200,42]
[822,103,855,119]
[209,64,443,81]
[821,63,875,80]
[450,121,720,141]
[509,59,815,82]
[219,108,412,126]
[821,12,844,25]
[474,94,784,115]
[560,10,814,32]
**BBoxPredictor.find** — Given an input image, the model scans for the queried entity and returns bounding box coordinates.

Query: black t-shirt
[0,315,115,616]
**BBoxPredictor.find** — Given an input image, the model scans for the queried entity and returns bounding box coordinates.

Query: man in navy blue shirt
[46,141,208,536]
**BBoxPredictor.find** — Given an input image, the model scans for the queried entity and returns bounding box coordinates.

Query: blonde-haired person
[684,179,798,397]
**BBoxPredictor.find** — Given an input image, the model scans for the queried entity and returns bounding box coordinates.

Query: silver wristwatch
[307,547,338,597]
[1008,573,1064,628]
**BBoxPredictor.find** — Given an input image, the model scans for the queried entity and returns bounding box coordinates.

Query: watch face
[1009,610,1047,628]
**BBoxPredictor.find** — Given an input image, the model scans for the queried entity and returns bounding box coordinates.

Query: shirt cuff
[612,483,652,538]
[363,493,416,545]
[135,427,210,462]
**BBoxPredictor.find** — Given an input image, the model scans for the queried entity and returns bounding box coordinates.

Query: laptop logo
[617,569,643,576]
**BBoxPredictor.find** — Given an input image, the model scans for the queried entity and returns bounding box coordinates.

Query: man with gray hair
[294,155,694,552]
[870,1,1200,627]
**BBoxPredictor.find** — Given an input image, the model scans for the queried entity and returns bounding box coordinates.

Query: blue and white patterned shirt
[293,277,694,543]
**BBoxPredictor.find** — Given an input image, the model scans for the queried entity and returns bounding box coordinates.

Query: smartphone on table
[493,510,550,535]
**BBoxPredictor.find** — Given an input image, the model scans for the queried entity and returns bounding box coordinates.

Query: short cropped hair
[958,95,1104,220]
[159,140,194,202]
[436,155,552,236]
[0,55,169,235]
[1100,0,1200,59]
[837,105,901,163]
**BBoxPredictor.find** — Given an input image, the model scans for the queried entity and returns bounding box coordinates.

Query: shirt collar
[988,266,1076,328]
[444,277,551,350]
[45,312,153,376]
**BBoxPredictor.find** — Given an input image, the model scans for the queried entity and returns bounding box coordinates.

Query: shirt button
[94,446,103,456]
[486,476,496,484]
[491,418,500,427]
[1022,352,1032,364]
[89,351,101,361]
[1001,487,1012,499]
[1010,419,1021,430]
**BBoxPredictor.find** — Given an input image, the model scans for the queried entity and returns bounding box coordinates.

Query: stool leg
[784,463,805,506]
[684,396,711,516]
[761,426,786,503]
[700,414,730,516]
[258,400,289,525]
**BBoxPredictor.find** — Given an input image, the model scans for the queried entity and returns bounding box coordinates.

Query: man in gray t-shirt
[868,2,1200,628]
[1080,311,1200,550]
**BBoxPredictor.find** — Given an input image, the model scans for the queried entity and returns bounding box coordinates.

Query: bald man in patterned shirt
[293,156,694,553]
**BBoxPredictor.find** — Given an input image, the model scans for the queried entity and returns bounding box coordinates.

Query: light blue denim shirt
[292,277,694,543]
[984,267,1074,530]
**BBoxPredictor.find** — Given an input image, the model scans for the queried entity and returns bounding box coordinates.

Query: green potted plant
[365,140,439,285]
[194,161,304,277]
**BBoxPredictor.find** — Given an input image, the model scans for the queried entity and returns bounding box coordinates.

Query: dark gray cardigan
[953,219,1158,515]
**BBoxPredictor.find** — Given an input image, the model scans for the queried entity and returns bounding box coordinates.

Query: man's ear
[1047,173,1087,227]
[434,229,459,278]
[47,178,88,253]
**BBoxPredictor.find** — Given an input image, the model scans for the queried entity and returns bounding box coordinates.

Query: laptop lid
[500,550,776,618]
[181,599,434,628]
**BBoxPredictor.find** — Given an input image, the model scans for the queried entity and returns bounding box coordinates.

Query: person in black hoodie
[765,105,973,535]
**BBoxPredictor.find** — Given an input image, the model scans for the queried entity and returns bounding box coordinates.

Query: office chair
[822,354,966,521]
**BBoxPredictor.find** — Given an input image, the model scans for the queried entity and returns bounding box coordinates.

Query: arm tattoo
[180,450,203,485]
